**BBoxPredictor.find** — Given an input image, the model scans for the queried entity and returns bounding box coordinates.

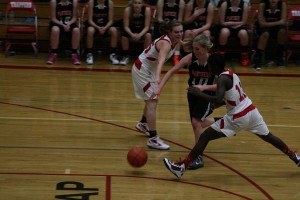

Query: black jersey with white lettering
[225,0,244,22]
[93,0,109,26]
[263,0,282,22]
[56,0,74,25]
[188,53,215,95]
[191,0,210,28]
[145,0,158,6]
[162,0,180,23]
[130,6,146,32]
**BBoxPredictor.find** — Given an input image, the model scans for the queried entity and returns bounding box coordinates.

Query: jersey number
[235,82,246,102]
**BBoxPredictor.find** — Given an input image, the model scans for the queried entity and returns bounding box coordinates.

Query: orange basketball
[127,146,148,168]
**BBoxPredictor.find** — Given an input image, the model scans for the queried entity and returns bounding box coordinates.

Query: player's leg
[163,127,226,178]
[146,99,170,150]
[108,26,120,65]
[86,26,95,64]
[71,25,81,65]
[238,28,250,66]
[257,133,300,167]
[135,103,150,136]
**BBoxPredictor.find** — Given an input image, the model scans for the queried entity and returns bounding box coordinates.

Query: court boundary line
[0,101,274,200]
[1,64,300,78]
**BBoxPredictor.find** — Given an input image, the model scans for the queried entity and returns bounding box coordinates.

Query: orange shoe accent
[173,55,180,65]
[241,52,250,66]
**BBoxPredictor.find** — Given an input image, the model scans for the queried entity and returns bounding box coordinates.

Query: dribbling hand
[187,86,202,97]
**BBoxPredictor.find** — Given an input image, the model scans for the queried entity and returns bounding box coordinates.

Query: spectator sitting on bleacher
[47,0,81,65]
[119,0,152,65]
[183,0,214,58]
[253,0,287,71]
[85,0,119,65]
[154,0,185,65]
[218,0,250,66]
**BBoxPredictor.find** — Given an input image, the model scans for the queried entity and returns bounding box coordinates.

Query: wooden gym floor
[0,52,299,200]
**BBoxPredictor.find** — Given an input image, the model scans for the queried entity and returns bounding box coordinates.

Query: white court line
[0,116,299,128]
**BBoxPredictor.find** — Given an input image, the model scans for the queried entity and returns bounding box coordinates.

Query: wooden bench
[1,0,300,53]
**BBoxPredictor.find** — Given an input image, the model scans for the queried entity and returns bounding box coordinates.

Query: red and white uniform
[132,34,176,100]
[211,69,269,137]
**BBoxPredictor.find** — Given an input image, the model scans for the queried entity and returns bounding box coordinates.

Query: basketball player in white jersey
[132,20,183,150]
[163,53,300,178]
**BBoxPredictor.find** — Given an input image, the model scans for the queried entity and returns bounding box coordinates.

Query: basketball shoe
[109,53,119,65]
[293,153,300,167]
[147,136,170,150]
[163,158,185,179]
[47,53,57,64]
[173,55,180,65]
[120,55,129,65]
[241,52,250,66]
[187,155,204,170]
[71,53,81,65]
[86,53,94,65]
[135,122,150,136]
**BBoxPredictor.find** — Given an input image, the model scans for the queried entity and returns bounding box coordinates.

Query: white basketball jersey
[220,70,252,115]
[138,34,175,71]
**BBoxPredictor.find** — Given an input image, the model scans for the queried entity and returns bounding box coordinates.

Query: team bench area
[0,0,299,59]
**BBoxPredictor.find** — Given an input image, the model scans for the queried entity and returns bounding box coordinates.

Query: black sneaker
[187,155,204,170]
[277,57,286,67]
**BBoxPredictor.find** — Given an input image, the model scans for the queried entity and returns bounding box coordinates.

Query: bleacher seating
[0,0,299,54]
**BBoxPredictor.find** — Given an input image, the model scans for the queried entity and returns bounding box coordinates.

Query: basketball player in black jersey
[120,0,152,65]
[253,0,287,70]
[47,0,81,65]
[183,0,214,57]
[218,0,250,67]
[155,0,185,64]
[151,34,219,170]
[85,0,119,65]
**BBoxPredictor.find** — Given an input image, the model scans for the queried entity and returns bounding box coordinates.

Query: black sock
[149,130,157,138]
[219,45,226,54]
[110,48,117,54]
[241,45,248,53]
[277,45,284,58]
[122,50,129,57]
[71,49,77,54]
[255,49,263,63]
[140,115,147,123]
[86,48,93,54]
[51,49,58,54]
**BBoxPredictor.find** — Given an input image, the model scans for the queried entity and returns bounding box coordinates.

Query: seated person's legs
[85,26,95,64]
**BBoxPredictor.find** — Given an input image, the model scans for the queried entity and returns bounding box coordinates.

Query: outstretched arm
[151,53,192,99]
[188,75,229,105]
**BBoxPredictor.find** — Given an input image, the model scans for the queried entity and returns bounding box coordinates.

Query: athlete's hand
[150,88,161,99]
[193,7,206,17]
[188,86,202,97]
[193,85,206,91]
[63,24,70,32]
[99,27,106,35]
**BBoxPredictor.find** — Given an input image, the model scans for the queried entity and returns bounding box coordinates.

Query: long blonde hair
[182,34,213,52]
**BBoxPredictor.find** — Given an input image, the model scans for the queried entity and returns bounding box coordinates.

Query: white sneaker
[163,158,185,179]
[294,153,300,167]
[109,53,119,65]
[119,56,129,65]
[135,122,150,136]
[147,136,170,150]
[86,53,93,65]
